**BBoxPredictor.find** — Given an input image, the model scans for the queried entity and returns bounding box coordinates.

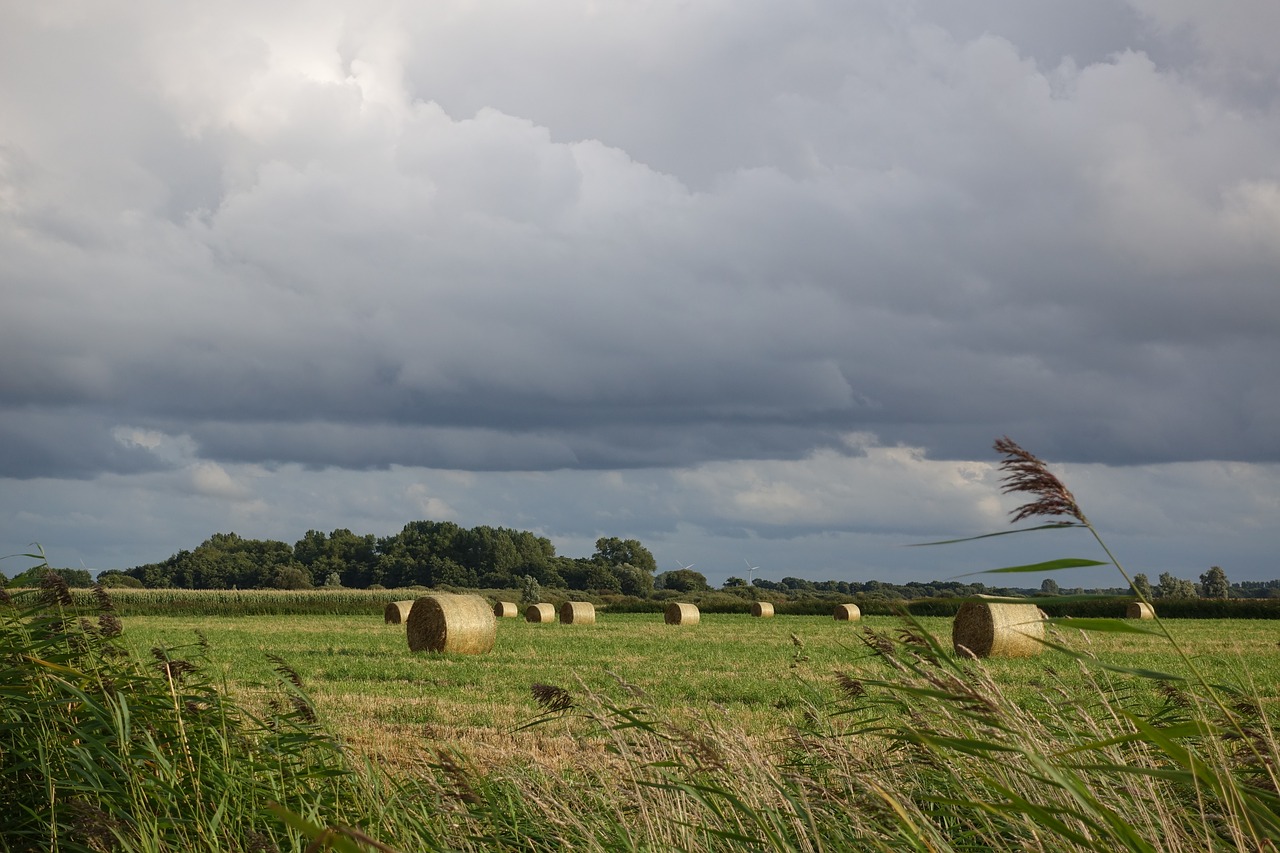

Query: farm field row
[120,611,1280,773]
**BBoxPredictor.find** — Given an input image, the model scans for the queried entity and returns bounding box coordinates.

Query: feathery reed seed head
[530,683,574,713]
[39,571,73,608]
[993,436,1087,524]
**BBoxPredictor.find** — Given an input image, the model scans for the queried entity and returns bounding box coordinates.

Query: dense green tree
[294,529,363,586]
[1199,565,1230,599]
[431,555,478,588]
[6,567,93,588]
[533,557,571,588]
[270,566,313,590]
[1156,572,1197,599]
[1040,578,1060,595]
[122,522,644,591]
[656,568,710,593]
[592,537,657,574]
[520,575,542,604]
[559,558,619,593]
[1132,573,1154,600]
[96,570,144,588]
[376,521,456,587]
[613,564,655,596]
[122,533,301,590]
[510,530,556,576]
[458,526,520,577]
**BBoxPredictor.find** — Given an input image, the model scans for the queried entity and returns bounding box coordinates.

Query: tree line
[85,523,660,594]
[3,524,1270,601]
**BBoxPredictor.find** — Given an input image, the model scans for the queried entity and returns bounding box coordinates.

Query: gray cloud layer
[5,1,1280,482]
[2,2,1278,581]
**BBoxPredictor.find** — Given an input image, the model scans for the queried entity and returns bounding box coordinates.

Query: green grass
[9,576,1280,851]
[119,612,1280,770]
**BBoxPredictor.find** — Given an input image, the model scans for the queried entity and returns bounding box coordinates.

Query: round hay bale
[664,602,700,625]
[525,602,556,623]
[406,594,496,655]
[751,601,774,618]
[384,600,414,624]
[1127,601,1155,620]
[952,598,1045,659]
[559,601,596,625]
[493,600,518,618]
[833,603,861,621]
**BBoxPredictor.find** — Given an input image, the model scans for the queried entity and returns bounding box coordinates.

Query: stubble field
[120,610,1280,774]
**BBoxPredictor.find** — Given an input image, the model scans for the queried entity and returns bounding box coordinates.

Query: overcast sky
[3,1,1278,588]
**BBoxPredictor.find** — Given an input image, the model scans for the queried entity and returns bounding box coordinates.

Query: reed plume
[993,435,1087,524]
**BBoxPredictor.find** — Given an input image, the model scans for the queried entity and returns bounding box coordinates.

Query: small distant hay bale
[751,601,774,618]
[833,603,861,621]
[559,601,596,625]
[525,602,556,623]
[493,600,518,618]
[405,593,496,655]
[664,602,700,625]
[952,597,1045,659]
[384,600,414,624]
[1127,601,1155,620]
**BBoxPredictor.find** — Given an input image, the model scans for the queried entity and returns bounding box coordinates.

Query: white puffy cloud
[188,462,252,501]
[674,434,1005,533]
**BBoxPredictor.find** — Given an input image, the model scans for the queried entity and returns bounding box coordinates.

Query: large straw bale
[1126,601,1155,620]
[559,601,596,625]
[664,602,700,625]
[952,597,1045,659]
[833,603,861,621]
[406,593,496,654]
[384,600,414,624]
[525,602,555,623]
[751,601,774,618]
[493,600,518,618]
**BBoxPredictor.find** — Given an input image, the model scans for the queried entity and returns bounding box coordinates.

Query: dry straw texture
[751,601,774,618]
[833,603,861,621]
[384,600,414,624]
[525,603,556,623]
[1127,601,1156,620]
[559,601,596,625]
[664,602,700,625]
[952,597,1045,659]
[493,601,518,618]
[405,593,496,655]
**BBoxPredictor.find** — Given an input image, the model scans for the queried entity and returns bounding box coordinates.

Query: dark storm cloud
[183,419,846,472]
[0,409,165,480]
[1,0,1278,489]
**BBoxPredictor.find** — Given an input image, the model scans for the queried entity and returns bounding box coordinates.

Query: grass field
[121,610,1280,775]
[10,576,1280,851]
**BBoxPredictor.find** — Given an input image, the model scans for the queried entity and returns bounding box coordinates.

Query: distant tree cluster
[1232,579,1280,599]
[746,577,999,600]
[4,566,93,588]
[117,525,657,594]
[10,533,1265,603]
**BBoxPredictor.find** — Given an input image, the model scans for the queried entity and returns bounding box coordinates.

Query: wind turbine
[744,558,759,585]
